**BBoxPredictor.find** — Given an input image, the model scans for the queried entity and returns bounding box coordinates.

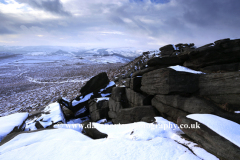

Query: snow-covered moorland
[0,51,127,117]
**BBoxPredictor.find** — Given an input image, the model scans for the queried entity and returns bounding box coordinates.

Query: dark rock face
[61,106,74,120]
[184,39,240,69]
[176,43,195,61]
[108,111,117,119]
[177,116,240,160]
[109,97,123,112]
[141,117,156,123]
[154,95,221,113]
[132,66,163,78]
[89,99,109,122]
[35,121,44,129]
[125,88,152,107]
[141,68,200,95]
[199,71,240,111]
[159,44,175,56]
[147,57,183,67]
[151,97,188,123]
[152,95,240,124]
[130,77,142,92]
[80,72,110,96]
[123,78,131,88]
[111,87,126,102]
[214,38,230,46]
[160,44,174,51]
[112,106,160,124]
[81,121,108,139]
[202,63,240,73]
[59,81,115,121]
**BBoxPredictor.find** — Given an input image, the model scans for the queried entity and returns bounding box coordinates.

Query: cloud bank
[0,0,239,49]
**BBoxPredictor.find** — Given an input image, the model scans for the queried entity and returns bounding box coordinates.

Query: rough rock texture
[141,117,156,123]
[201,63,240,73]
[108,87,130,121]
[81,121,108,139]
[80,72,110,96]
[176,43,195,61]
[199,71,240,111]
[141,68,200,95]
[112,106,160,124]
[108,111,117,119]
[147,57,183,67]
[184,39,240,69]
[153,95,240,124]
[108,98,123,112]
[177,116,240,160]
[60,81,115,119]
[125,88,152,107]
[152,97,188,123]
[130,77,142,92]
[132,66,163,78]
[110,87,126,102]
[89,99,109,122]
[61,106,74,120]
[123,78,131,88]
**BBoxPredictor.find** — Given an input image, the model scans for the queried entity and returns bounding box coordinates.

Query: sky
[0,0,240,49]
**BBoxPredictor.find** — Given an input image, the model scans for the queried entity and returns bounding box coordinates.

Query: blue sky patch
[0,0,8,4]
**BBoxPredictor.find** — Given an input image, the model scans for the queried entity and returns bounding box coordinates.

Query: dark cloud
[1,0,240,47]
[16,0,71,16]
[0,26,15,35]
[130,0,170,4]
[180,0,240,28]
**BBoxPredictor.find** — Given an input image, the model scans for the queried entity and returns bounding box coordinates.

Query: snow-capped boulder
[141,68,200,95]
[61,81,115,120]
[0,113,28,142]
[80,72,110,96]
[177,114,240,160]
[24,102,66,131]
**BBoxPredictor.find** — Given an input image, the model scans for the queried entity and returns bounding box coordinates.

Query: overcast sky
[0,0,240,49]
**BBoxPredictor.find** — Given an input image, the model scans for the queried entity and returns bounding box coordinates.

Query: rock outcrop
[80,72,110,96]
[1,38,240,160]
[177,116,240,160]
[24,102,66,131]
[81,121,108,139]
[89,99,109,122]
[112,106,159,124]
[141,68,200,95]
[184,38,240,69]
